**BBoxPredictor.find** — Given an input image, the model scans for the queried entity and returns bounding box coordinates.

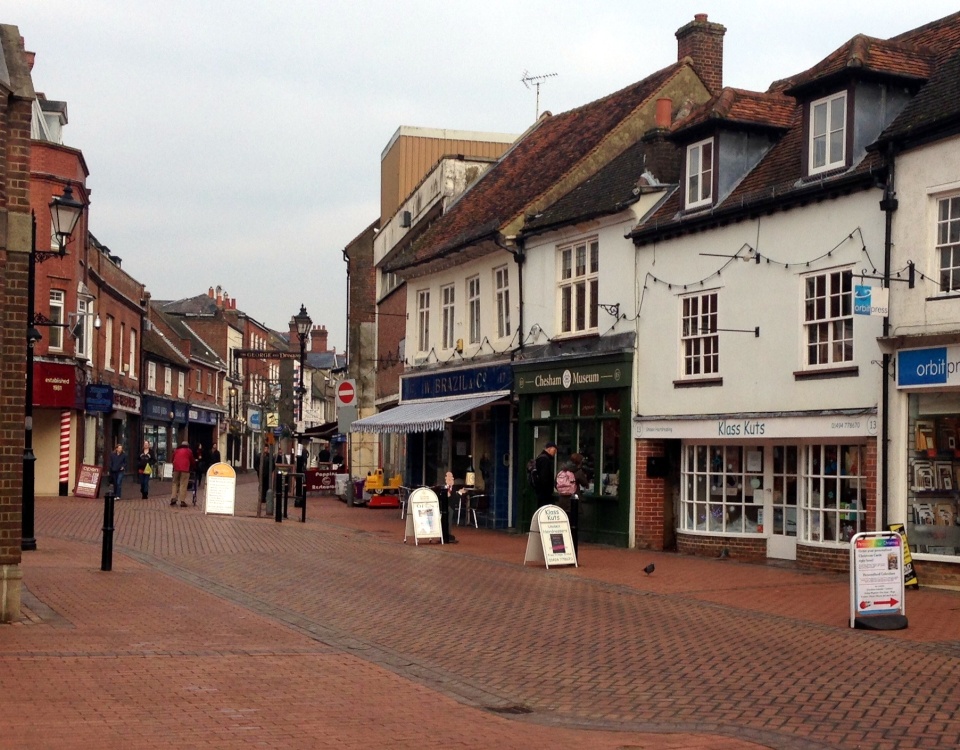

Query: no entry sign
[336,379,356,407]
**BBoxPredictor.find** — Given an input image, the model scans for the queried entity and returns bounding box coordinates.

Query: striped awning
[351,392,507,434]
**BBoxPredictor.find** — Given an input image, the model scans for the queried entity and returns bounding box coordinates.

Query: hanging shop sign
[515,361,625,394]
[85,384,113,414]
[897,345,960,389]
[402,363,513,401]
[634,412,878,440]
[854,285,889,317]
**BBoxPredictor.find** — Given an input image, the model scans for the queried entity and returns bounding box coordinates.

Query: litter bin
[353,477,367,503]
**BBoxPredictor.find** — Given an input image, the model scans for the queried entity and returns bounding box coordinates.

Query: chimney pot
[655,98,672,128]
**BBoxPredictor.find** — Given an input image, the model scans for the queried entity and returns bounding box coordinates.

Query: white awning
[351,392,507,434]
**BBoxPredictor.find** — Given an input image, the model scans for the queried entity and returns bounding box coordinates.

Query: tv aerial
[522,70,558,120]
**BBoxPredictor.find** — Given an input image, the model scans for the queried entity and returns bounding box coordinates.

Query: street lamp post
[293,304,312,425]
[23,184,84,550]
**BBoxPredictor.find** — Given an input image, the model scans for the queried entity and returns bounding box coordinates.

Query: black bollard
[300,480,307,523]
[569,495,580,558]
[274,474,283,523]
[101,491,115,571]
[282,478,289,519]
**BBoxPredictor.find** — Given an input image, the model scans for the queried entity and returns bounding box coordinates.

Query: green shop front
[514,351,633,546]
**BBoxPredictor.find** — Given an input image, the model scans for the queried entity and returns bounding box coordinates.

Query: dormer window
[685,137,713,209]
[809,92,846,175]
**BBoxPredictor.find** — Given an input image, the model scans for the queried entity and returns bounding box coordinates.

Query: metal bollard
[282,478,289,519]
[274,475,283,523]
[101,491,115,571]
[570,495,580,558]
[300,484,307,523]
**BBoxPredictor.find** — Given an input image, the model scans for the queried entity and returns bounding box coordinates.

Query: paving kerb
[5,473,960,749]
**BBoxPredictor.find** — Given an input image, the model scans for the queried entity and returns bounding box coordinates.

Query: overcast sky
[8,1,959,351]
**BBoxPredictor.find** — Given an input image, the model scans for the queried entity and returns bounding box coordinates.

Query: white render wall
[404,252,520,364]
[889,134,960,334]
[521,209,645,349]
[887,135,960,530]
[634,189,886,418]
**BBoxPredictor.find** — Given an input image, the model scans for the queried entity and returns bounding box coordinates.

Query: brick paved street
[2,475,959,749]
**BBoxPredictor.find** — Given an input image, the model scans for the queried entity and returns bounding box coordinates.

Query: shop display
[907,414,960,556]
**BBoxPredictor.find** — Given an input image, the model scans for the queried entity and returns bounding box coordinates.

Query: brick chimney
[310,325,329,353]
[676,13,726,95]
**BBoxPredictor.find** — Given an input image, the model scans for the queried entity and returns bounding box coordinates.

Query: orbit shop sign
[897,346,960,389]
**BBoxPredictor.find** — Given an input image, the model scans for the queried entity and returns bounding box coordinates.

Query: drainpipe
[879,144,898,530]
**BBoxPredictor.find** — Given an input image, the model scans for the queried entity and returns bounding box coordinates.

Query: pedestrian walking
[108,443,127,499]
[194,443,206,490]
[208,445,221,467]
[533,441,557,508]
[170,441,196,507]
[137,441,155,499]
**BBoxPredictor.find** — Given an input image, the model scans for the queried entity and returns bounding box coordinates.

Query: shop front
[352,362,514,527]
[33,361,85,496]
[514,353,633,546]
[142,396,174,466]
[188,405,222,458]
[634,411,877,568]
[106,388,142,475]
[893,344,960,585]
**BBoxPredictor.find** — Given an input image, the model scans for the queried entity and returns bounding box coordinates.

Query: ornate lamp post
[23,184,84,550]
[292,304,312,424]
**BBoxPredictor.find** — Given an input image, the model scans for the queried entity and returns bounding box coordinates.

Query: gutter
[879,142,899,531]
[494,235,525,356]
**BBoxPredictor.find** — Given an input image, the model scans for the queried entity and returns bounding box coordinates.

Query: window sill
[794,365,858,381]
[673,376,723,388]
[927,293,960,302]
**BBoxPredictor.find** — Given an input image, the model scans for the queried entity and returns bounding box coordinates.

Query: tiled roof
[671,88,794,136]
[785,35,934,95]
[158,294,219,316]
[143,326,189,366]
[523,135,681,235]
[384,61,688,274]
[892,10,960,63]
[633,12,960,243]
[876,48,960,146]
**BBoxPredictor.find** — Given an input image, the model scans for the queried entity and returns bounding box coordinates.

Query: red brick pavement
[2,475,959,749]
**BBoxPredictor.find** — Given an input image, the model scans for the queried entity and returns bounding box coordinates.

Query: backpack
[555,469,577,495]
[526,458,538,488]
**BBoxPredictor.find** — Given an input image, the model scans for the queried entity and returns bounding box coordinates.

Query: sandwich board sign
[204,462,237,516]
[849,531,907,630]
[404,487,443,545]
[524,504,577,568]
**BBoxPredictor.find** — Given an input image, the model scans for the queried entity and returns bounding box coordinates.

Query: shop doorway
[762,445,799,560]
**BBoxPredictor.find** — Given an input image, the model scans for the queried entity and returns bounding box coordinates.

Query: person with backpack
[531,441,557,508]
[555,457,580,513]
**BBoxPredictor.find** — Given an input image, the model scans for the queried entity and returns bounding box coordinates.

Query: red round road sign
[337,381,355,405]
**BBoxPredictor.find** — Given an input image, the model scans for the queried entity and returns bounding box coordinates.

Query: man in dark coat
[434,471,459,544]
[534,441,558,508]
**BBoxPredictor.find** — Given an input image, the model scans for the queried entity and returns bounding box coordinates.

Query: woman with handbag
[137,441,155,500]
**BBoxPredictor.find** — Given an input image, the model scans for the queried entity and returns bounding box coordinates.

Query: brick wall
[376,288,406,402]
[678,533,767,560]
[1,26,34,620]
[634,439,667,549]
